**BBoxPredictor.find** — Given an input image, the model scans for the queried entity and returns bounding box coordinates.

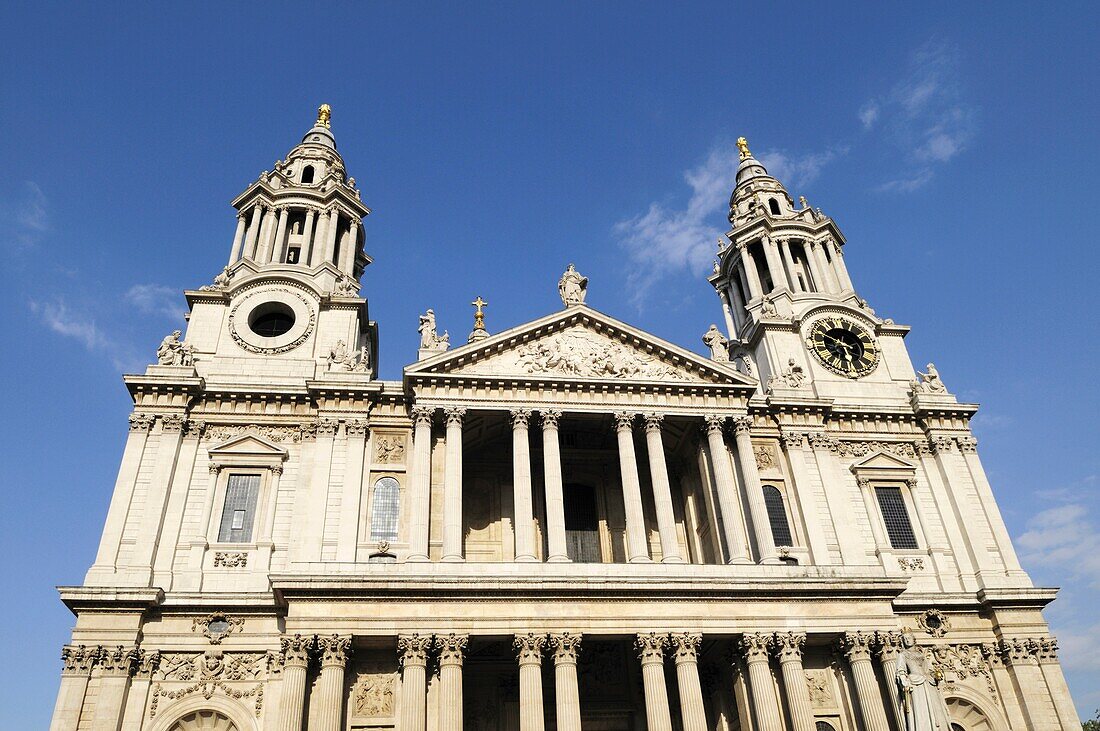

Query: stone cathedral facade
[50,108,1081,731]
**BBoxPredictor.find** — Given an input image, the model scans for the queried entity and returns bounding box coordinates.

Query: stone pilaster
[732,416,778,563]
[636,633,673,731]
[840,631,890,731]
[277,634,314,731]
[90,645,138,730]
[740,633,782,731]
[1002,638,1061,729]
[774,632,814,731]
[314,635,352,731]
[398,634,433,731]
[407,406,434,561]
[435,634,468,731]
[1036,638,1081,729]
[442,407,466,562]
[669,633,706,731]
[874,631,905,731]
[514,633,546,731]
[49,645,97,731]
[120,650,160,731]
[549,633,582,731]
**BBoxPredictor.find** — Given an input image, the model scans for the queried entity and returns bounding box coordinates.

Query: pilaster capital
[540,409,562,430]
[345,418,369,437]
[317,634,352,668]
[549,632,582,664]
[280,634,314,668]
[780,430,806,450]
[160,414,187,432]
[807,431,839,452]
[1000,637,1041,666]
[509,409,532,429]
[739,633,773,664]
[134,649,161,678]
[732,416,754,437]
[398,634,433,668]
[875,631,905,661]
[635,633,667,664]
[1037,636,1059,663]
[60,645,97,676]
[914,439,934,456]
[129,413,155,432]
[957,435,978,453]
[669,633,702,664]
[613,412,636,433]
[930,435,956,454]
[434,633,469,667]
[237,210,248,221]
[315,418,339,437]
[514,633,546,666]
[98,645,138,676]
[444,407,467,428]
[271,464,284,476]
[411,406,435,428]
[703,414,727,436]
[979,643,1005,668]
[643,413,665,433]
[840,631,875,663]
[773,632,806,663]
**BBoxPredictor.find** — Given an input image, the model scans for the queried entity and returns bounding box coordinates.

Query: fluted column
[738,243,763,300]
[323,209,341,264]
[741,633,782,731]
[120,650,159,731]
[272,206,290,264]
[407,407,434,561]
[436,634,468,731]
[341,218,360,274]
[550,633,582,731]
[703,416,751,563]
[670,633,706,731]
[636,633,673,731]
[337,420,368,562]
[442,407,466,562]
[228,211,247,265]
[826,238,854,291]
[511,409,538,561]
[315,635,352,731]
[243,203,263,259]
[541,410,569,562]
[398,634,432,731]
[778,238,802,292]
[718,288,739,340]
[89,646,136,730]
[875,631,906,731]
[841,631,891,731]
[255,205,278,263]
[808,239,839,293]
[644,414,684,563]
[277,634,314,731]
[514,633,546,731]
[88,414,153,579]
[49,645,96,731]
[732,417,778,563]
[775,632,814,731]
[761,235,787,292]
[614,412,651,562]
[302,208,317,263]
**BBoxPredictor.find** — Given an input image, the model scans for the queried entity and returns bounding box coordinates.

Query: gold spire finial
[471,296,488,330]
[736,137,751,160]
[317,103,332,129]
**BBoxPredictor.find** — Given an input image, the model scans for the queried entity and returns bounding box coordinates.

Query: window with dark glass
[876,485,919,549]
[769,198,781,215]
[763,485,794,546]
[301,165,315,184]
[217,474,261,543]
[564,483,601,562]
[369,477,400,542]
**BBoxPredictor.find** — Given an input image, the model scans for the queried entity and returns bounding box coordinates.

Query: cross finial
[317,103,332,129]
[471,296,488,329]
[736,136,751,160]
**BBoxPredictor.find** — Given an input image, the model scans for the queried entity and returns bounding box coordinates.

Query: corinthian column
[614,412,651,562]
[49,645,96,731]
[277,634,314,731]
[243,203,263,259]
[774,632,814,731]
[669,633,706,731]
[841,632,890,731]
[407,406,434,561]
[314,635,352,731]
[514,633,546,731]
[644,414,684,563]
[636,633,673,731]
[398,634,432,731]
[511,409,538,561]
[229,211,247,265]
[436,634,469,731]
[442,407,466,562]
[89,646,136,730]
[732,417,778,563]
[875,631,905,731]
[703,416,751,563]
[549,633,582,731]
[740,633,782,731]
[541,410,569,562]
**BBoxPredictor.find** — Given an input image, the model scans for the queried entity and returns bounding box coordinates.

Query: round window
[249,302,295,338]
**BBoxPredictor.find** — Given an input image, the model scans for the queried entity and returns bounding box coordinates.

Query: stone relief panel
[150,650,267,719]
[805,669,837,710]
[454,325,694,381]
[374,434,406,464]
[350,661,397,720]
[205,424,303,443]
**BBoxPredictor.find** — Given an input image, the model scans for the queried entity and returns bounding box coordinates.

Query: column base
[406,554,431,563]
[727,557,753,565]
[760,556,782,565]
[628,556,654,563]
[441,555,465,563]
[661,556,687,564]
[546,555,571,563]
[515,555,540,563]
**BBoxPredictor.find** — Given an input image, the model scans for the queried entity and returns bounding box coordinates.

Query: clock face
[807,317,879,378]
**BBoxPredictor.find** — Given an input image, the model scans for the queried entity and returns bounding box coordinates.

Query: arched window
[768,198,781,215]
[169,710,238,731]
[815,723,838,731]
[369,477,400,542]
[301,165,315,184]
[763,485,793,546]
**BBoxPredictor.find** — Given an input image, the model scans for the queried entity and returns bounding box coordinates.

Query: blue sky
[1,2,1098,726]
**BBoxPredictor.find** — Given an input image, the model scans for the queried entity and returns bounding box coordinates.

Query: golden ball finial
[317,103,332,129]
[736,136,751,160]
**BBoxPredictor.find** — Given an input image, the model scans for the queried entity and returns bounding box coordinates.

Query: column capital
[773,632,806,663]
[345,418,369,437]
[98,645,138,677]
[957,435,978,453]
[281,634,315,668]
[317,634,352,668]
[540,409,562,429]
[128,413,155,432]
[160,414,187,432]
[549,632,582,664]
[411,405,435,427]
[875,630,905,661]
[514,633,546,666]
[509,408,532,429]
[236,210,248,221]
[315,418,339,437]
[739,633,773,663]
[669,632,702,663]
[732,415,754,436]
[613,411,637,432]
[1000,637,1041,666]
[780,430,806,450]
[634,633,667,665]
[444,406,467,427]
[840,631,875,662]
[434,633,469,667]
[643,413,665,433]
[60,645,97,677]
[807,431,839,452]
[133,649,161,679]
[703,414,726,435]
[398,634,433,668]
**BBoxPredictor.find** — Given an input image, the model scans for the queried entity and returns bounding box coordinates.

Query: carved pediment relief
[850,451,916,471]
[208,434,288,458]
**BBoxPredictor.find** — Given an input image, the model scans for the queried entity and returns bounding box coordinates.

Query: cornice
[58,586,164,615]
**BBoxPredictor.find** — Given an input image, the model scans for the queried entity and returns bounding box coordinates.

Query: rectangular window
[875,486,918,549]
[218,474,261,543]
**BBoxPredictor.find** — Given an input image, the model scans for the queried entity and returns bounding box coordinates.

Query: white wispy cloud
[614,142,844,306]
[3,181,49,250]
[862,40,977,192]
[125,283,186,322]
[29,297,142,372]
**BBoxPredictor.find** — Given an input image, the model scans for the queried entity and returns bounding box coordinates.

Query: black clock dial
[807,317,879,377]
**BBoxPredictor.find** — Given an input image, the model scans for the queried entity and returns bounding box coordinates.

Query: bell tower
[707,137,918,400]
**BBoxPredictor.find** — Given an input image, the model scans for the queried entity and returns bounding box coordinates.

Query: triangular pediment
[850,451,917,472]
[406,306,755,387]
[208,434,288,458]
